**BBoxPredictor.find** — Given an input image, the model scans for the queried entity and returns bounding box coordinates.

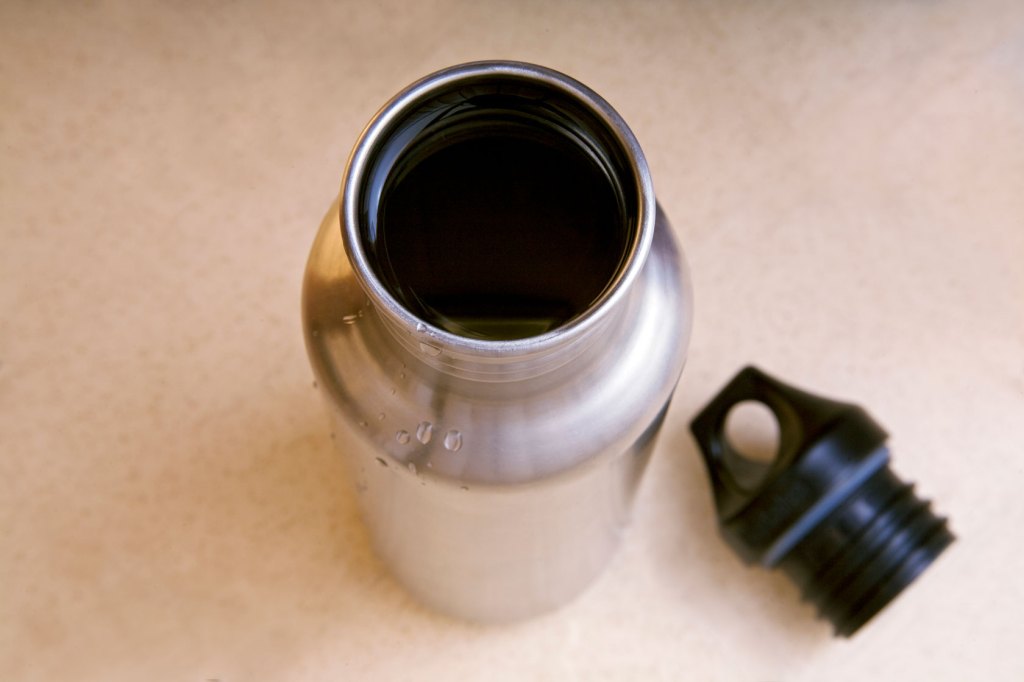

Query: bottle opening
[357,71,640,341]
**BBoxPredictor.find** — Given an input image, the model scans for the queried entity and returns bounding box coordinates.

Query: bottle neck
[342,61,655,383]
[368,288,628,382]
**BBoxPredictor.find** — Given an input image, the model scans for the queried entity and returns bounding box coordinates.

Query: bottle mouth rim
[341,60,655,359]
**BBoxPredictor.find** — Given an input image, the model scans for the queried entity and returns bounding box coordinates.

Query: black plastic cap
[690,367,954,637]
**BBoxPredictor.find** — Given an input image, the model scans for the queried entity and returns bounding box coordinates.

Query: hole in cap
[722,400,781,490]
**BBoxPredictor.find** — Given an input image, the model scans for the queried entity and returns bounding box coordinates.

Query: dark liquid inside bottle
[369,121,628,340]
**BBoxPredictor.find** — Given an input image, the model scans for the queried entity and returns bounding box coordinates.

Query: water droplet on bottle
[390,388,396,396]
[416,421,433,444]
[312,380,318,389]
[375,457,388,467]
[460,485,469,491]
[377,412,385,421]
[407,461,417,474]
[443,430,462,452]
[416,322,426,332]
[359,420,368,428]
[395,430,410,444]
[311,328,320,337]
[419,342,441,357]
[341,314,359,325]
[357,309,365,318]
[399,372,406,380]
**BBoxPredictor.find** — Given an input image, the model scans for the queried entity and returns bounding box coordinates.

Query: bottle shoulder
[303,199,692,484]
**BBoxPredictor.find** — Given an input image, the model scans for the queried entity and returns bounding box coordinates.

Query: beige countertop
[3,1,1023,680]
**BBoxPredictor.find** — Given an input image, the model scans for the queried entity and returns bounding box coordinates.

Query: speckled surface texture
[3,1,1023,680]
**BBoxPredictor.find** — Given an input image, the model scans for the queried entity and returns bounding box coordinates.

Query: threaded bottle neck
[340,61,654,381]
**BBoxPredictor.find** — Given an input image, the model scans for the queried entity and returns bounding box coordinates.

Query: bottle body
[302,62,692,621]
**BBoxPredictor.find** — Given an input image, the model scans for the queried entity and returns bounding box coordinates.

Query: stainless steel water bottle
[302,61,693,621]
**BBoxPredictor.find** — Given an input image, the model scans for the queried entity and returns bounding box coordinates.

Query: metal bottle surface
[302,62,693,622]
